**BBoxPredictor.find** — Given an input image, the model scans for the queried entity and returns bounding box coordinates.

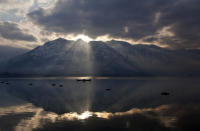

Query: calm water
[0,77,200,131]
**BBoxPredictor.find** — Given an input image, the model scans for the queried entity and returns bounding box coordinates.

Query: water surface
[0,77,200,131]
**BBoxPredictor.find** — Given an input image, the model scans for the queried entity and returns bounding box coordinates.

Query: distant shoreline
[0,74,200,79]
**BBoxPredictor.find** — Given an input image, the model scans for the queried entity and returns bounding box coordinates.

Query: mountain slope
[107,40,200,75]
[4,38,200,76]
[0,45,29,72]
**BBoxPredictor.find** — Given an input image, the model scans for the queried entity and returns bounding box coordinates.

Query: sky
[0,0,200,49]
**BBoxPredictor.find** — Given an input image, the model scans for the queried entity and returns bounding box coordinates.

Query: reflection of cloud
[0,104,174,130]
[0,104,37,115]
[0,112,34,131]
[0,104,57,131]
[33,104,200,131]
[1,103,200,131]
[31,104,177,131]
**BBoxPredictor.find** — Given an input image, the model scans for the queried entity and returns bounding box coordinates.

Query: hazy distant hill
[3,38,200,76]
[0,45,28,73]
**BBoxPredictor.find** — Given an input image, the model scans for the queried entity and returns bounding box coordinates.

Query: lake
[0,77,200,131]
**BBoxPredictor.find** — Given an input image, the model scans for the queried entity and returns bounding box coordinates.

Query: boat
[76,79,92,82]
[161,92,170,96]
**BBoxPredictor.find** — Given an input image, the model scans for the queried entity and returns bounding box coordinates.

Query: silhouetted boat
[161,92,170,96]
[59,84,63,87]
[106,89,111,91]
[52,84,56,86]
[76,79,92,82]
[29,83,33,86]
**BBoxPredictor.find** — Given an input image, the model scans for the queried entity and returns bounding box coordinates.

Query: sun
[75,34,93,42]
[78,111,92,119]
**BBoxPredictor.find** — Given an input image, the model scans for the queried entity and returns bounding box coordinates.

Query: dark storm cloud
[28,0,200,48]
[0,22,37,42]
[155,0,200,48]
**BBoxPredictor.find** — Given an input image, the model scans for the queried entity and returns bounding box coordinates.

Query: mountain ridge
[2,38,200,77]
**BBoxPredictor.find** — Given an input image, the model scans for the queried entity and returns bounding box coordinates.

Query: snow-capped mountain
[4,38,200,76]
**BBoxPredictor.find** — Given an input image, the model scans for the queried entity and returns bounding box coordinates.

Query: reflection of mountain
[4,38,200,76]
[5,78,200,113]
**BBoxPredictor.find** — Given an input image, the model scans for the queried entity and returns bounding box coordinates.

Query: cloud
[0,0,56,23]
[0,0,33,8]
[0,0,34,23]
[28,0,200,49]
[0,22,37,42]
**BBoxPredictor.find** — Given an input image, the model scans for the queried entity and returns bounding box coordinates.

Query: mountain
[0,45,29,72]
[3,38,200,76]
[107,40,200,76]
